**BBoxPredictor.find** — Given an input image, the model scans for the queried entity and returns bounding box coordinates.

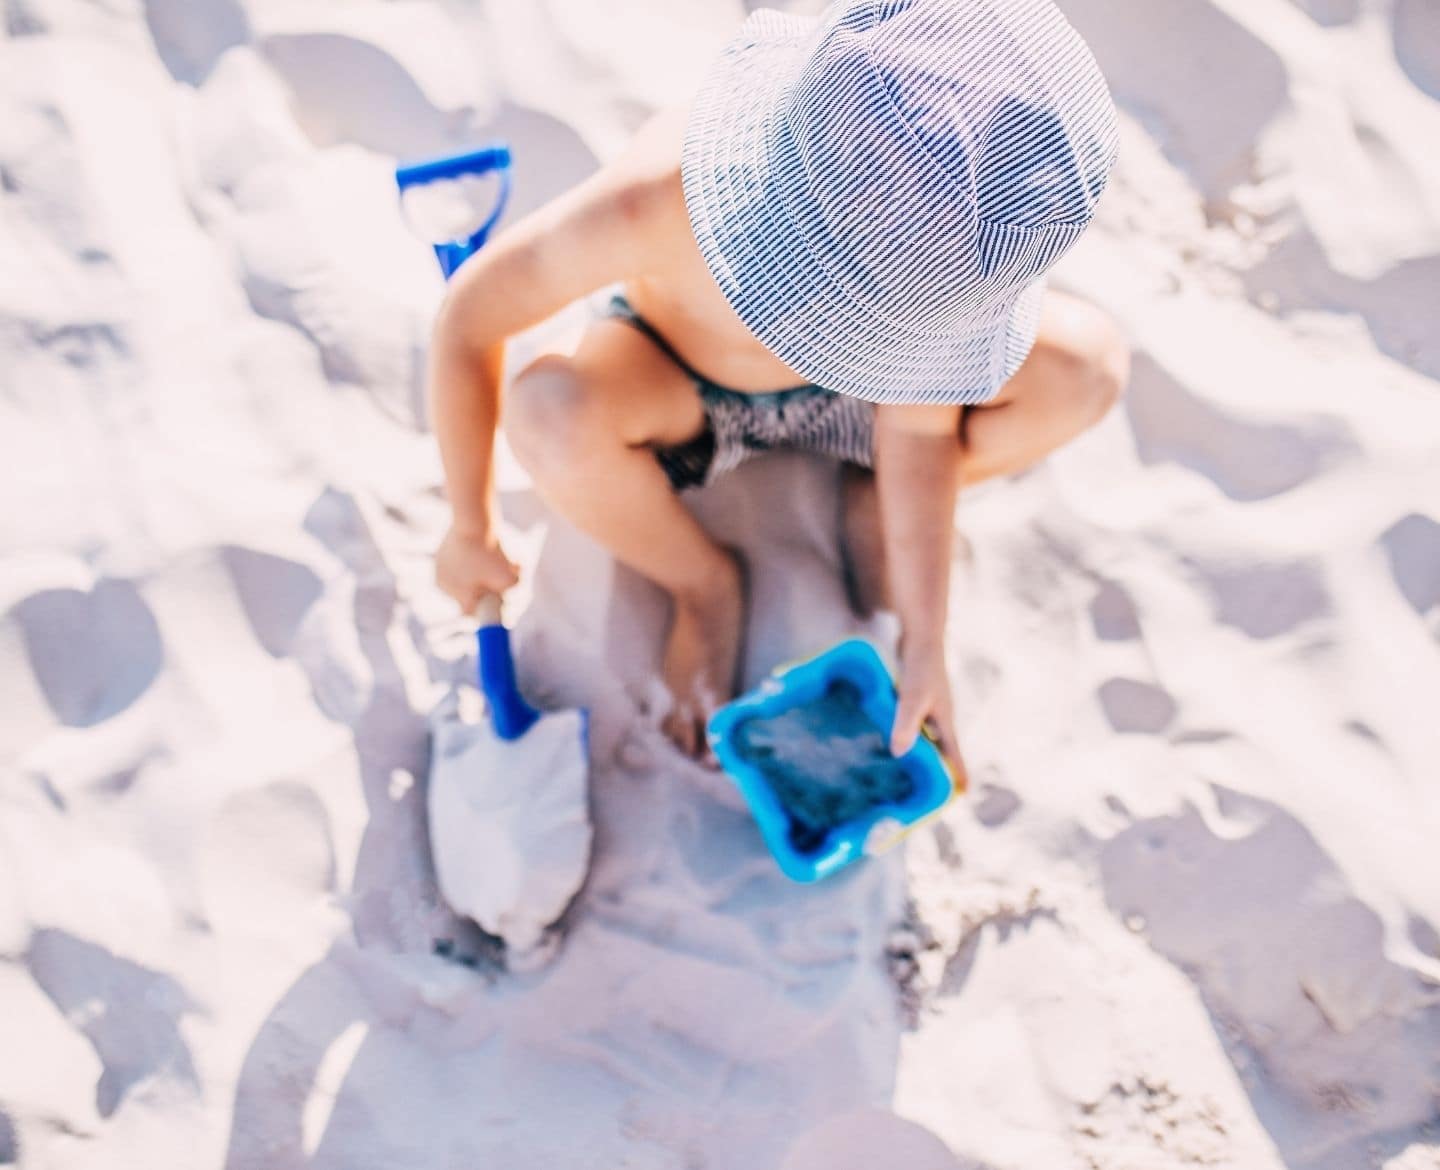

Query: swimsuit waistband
[598,292,818,400]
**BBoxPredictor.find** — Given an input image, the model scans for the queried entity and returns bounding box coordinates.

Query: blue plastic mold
[707,639,958,883]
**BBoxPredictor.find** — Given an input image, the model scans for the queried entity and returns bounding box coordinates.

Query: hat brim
[681,9,1045,406]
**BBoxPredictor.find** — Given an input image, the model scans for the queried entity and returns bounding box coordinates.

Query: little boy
[428,0,1129,781]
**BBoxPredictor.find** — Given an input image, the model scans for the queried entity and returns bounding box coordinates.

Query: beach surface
[2,0,1439,1167]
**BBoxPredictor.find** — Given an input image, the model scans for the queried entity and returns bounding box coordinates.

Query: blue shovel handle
[474,594,539,741]
[477,624,541,742]
[396,144,513,279]
[402,150,531,740]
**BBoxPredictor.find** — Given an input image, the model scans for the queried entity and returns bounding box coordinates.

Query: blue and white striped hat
[682,0,1119,405]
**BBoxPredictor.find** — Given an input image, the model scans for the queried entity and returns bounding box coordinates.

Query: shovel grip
[477,625,541,741]
[396,144,513,280]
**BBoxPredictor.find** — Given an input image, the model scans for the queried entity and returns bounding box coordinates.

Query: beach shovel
[400,146,592,958]
[426,595,591,958]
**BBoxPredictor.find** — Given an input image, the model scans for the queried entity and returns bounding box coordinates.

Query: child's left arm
[873,403,970,790]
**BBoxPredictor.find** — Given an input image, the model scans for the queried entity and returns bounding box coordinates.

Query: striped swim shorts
[599,293,876,491]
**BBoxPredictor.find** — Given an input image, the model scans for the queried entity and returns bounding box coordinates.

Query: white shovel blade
[428,704,591,955]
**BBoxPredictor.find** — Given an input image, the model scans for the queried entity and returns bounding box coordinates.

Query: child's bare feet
[661,552,745,759]
[840,466,890,618]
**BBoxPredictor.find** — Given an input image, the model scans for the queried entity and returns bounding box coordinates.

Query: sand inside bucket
[733,679,914,854]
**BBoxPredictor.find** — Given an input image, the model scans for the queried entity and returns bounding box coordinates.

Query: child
[428,0,1129,781]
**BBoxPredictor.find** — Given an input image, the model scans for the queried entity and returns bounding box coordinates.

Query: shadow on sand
[221,459,970,1168]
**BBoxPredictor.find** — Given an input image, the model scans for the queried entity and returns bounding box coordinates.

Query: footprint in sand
[1060,0,1288,199]
[25,930,199,1118]
[219,543,373,721]
[256,5,487,160]
[1098,676,1178,735]
[1187,556,1332,640]
[971,783,1023,828]
[1286,0,1358,26]
[1242,227,1440,383]
[1407,913,1440,962]
[142,0,249,85]
[10,580,163,728]
[1089,577,1143,642]
[487,101,603,223]
[1099,788,1440,1165]
[1394,0,1440,100]
[1380,513,1440,618]
[220,545,324,658]
[1125,353,1357,501]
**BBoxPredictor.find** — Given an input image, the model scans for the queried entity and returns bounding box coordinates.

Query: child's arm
[428,136,672,613]
[874,403,970,787]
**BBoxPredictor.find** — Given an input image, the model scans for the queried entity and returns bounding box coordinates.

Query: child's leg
[957,291,1130,484]
[840,464,889,618]
[505,318,741,756]
[841,291,1130,609]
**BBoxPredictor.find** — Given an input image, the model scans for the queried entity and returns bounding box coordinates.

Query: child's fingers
[890,688,928,756]
[482,548,521,593]
[950,746,971,793]
[926,695,970,790]
[926,714,970,793]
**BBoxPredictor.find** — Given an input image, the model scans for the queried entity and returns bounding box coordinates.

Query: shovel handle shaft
[475,593,503,626]
[477,625,541,741]
[408,147,533,741]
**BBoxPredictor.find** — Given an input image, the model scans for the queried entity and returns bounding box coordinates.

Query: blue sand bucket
[708,639,957,883]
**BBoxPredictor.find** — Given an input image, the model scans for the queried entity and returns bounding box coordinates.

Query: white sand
[2,0,1439,1167]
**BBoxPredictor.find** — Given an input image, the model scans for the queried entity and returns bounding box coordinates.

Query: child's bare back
[588,106,820,394]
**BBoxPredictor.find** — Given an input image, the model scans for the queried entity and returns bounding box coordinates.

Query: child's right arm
[428,124,678,613]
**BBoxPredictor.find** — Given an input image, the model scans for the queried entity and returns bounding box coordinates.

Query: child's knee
[507,355,610,479]
[1052,302,1130,426]
[1090,311,1131,420]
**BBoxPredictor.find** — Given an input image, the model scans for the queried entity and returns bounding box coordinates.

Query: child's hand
[435,524,520,615]
[892,644,970,791]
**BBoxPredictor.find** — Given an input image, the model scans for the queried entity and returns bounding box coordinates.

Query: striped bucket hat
[682,0,1119,406]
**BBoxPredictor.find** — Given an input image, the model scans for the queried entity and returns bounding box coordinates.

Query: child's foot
[661,552,745,759]
[840,466,890,618]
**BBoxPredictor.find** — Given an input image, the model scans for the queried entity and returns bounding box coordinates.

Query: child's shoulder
[603,103,689,229]
[438,106,693,340]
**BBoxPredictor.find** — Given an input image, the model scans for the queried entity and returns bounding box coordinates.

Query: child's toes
[663,703,699,757]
